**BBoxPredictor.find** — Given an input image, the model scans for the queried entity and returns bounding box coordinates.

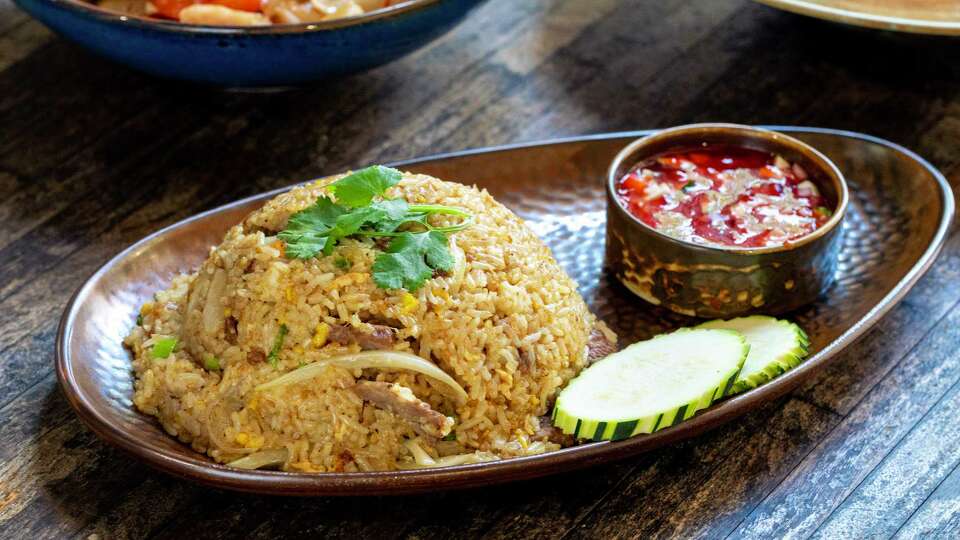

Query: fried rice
[123,171,614,472]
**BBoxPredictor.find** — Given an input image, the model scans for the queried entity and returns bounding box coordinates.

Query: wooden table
[2,0,960,537]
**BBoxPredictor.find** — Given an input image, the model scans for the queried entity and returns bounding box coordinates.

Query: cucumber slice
[552,328,748,441]
[699,315,808,395]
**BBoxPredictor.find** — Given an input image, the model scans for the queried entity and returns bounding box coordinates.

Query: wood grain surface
[2,0,960,538]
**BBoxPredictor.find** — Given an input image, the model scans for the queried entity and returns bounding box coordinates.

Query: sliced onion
[201,268,227,334]
[399,449,500,469]
[255,351,468,405]
[404,438,436,467]
[434,452,500,467]
[449,236,466,290]
[226,448,288,470]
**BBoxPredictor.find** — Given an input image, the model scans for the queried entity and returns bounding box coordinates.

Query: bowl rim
[32,0,447,34]
[606,123,850,255]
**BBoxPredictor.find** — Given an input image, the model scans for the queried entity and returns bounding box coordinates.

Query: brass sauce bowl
[605,124,849,318]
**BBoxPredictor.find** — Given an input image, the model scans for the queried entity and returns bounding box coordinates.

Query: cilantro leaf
[372,231,453,291]
[328,166,402,208]
[373,198,410,220]
[278,164,472,291]
[424,238,455,271]
[391,231,454,272]
[284,236,329,259]
[372,248,433,291]
[371,200,415,233]
[287,196,345,228]
[320,199,409,255]
[324,206,384,254]
[278,197,345,259]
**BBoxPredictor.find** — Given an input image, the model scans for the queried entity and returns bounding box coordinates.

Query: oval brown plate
[753,0,960,35]
[57,127,954,496]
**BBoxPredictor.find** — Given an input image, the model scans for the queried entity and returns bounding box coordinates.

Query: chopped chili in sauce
[617,144,833,248]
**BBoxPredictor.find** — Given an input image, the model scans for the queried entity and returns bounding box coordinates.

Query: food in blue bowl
[13,0,485,87]
[92,0,405,26]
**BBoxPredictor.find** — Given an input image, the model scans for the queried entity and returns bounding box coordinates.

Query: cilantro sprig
[278,166,473,291]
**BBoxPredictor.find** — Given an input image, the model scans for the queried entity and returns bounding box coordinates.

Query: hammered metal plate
[57,128,954,495]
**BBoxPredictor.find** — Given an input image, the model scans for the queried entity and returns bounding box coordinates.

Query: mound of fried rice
[124,171,612,472]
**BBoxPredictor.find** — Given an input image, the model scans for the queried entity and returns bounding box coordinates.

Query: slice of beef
[224,316,239,345]
[586,326,617,365]
[352,381,454,438]
[328,323,397,350]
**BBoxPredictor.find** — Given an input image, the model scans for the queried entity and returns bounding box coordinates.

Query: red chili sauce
[617,144,833,248]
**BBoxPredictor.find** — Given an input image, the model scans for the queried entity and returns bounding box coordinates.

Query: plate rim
[753,0,960,35]
[56,127,956,495]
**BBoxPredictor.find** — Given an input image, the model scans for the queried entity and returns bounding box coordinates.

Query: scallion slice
[151,337,178,359]
[255,350,468,405]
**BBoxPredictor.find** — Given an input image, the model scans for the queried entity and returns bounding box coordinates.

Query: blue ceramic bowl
[13,0,485,87]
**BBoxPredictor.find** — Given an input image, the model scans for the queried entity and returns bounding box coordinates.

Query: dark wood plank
[145,463,640,539]
[810,365,960,536]
[425,0,748,146]
[482,0,749,142]
[0,375,207,540]
[730,286,960,539]
[0,17,48,71]
[0,1,30,35]
[893,462,960,539]
[559,398,836,540]
[796,211,960,415]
